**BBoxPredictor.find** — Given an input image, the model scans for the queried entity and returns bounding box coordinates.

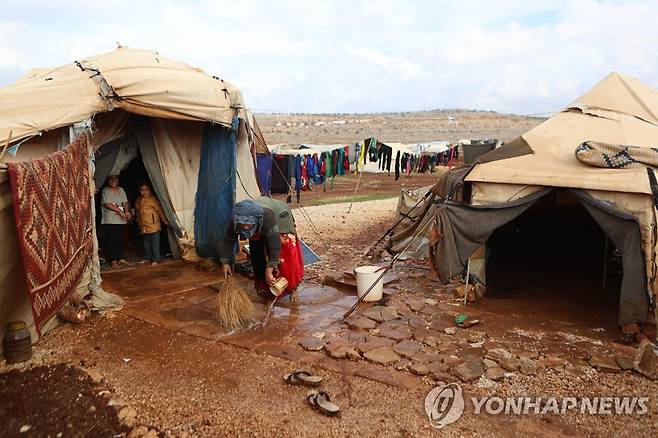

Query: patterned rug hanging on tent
[7,135,93,334]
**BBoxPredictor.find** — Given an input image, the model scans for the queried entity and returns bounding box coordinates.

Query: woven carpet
[7,135,93,334]
[576,141,658,168]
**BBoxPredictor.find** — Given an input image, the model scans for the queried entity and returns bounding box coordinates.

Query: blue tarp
[256,153,273,195]
[194,120,238,258]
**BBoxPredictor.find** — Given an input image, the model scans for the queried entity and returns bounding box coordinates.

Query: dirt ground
[271,171,440,206]
[257,110,544,145]
[1,194,656,436]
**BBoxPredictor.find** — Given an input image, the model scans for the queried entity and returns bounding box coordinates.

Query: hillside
[256,110,545,145]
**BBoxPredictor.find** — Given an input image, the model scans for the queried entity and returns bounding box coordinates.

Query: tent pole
[360,189,433,257]
[602,235,608,291]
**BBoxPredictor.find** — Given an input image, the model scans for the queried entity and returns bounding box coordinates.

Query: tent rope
[270,155,329,248]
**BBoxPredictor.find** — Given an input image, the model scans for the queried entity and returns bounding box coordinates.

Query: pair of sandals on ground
[284,371,340,417]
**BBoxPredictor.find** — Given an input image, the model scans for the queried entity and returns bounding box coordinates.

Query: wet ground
[3,195,657,436]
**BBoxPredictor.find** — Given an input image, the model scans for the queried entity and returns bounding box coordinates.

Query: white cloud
[0,0,657,114]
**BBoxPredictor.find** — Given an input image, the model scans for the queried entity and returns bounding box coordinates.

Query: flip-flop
[284,371,322,387]
[306,390,340,417]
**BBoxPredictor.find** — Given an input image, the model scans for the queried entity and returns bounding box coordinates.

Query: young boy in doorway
[135,183,169,265]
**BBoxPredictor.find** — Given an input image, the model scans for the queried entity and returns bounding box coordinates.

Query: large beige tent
[0,47,266,345]
[390,72,657,328]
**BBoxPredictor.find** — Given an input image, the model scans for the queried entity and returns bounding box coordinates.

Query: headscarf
[233,200,264,239]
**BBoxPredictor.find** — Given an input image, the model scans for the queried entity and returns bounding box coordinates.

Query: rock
[396,303,412,316]
[459,346,485,362]
[614,349,636,371]
[427,361,450,378]
[411,352,442,364]
[500,357,521,372]
[107,398,127,407]
[482,358,498,369]
[454,360,483,382]
[118,406,138,422]
[380,306,399,322]
[298,336,326,351]
[409,362,429,375]
[328,344,360,360]
[444,327,457,335]
[405,299,425,312]
[362,306,385,322]
[379,319,405,331]
[486,366,505,381]
[443,356,464,367]
[483,340,500,351]
[83,368,103,384]
[406,315,426,329]
[355,335,395,354]
[378,325,412,341]
[347,317,376,330]
[589,353,620,373]
[128,426,149,438]
[541,356,566,372]
[393,340,423,359]
[363,347,401,365]
[634,339,658,379]
[518,350,540,360]
[467,330,487,343]
[394,358,412,370]
[486,348,513,362]
[519,358,540,375]
[143,431,158,438]
[431,371,453,383]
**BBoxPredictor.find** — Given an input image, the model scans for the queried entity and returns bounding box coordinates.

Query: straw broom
[216,276,258,332]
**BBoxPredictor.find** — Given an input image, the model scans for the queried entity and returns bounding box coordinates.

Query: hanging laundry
[395,150,400,181]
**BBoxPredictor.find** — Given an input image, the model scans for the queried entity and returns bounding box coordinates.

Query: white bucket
[354,265,385,302]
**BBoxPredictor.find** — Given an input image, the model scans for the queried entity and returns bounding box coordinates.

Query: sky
[1,0,657,114]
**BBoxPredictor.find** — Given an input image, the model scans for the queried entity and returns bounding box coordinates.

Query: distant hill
[256,110,545,145]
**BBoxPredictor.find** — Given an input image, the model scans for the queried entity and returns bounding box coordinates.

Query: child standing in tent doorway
[101,174,131,269]
[135,183,169,266]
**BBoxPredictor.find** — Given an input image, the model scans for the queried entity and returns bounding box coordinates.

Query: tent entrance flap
[194,120,238,258]
[433,188,648,326]
[486,192,620,328]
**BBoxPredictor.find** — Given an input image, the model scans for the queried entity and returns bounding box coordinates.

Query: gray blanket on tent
[430,188,648,326]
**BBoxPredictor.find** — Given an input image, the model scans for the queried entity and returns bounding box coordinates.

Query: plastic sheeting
[194,120,237,258]
[256,153,273,195]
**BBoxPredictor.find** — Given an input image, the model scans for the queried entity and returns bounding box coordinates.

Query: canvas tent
[0,47,266,344]
[389,72,658,327]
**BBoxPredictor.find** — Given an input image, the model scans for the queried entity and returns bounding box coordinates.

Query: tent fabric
[575,141,658,168]
[0,47,246,146]
[134,122,184,239]
[235,119,262,200]
[428,188,648,325]
[466,73,658,195]
[150,118,204,237]
[256,153,273,195]
[194,120,237,258]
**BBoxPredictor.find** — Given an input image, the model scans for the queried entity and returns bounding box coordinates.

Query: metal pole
[464,258,471,305]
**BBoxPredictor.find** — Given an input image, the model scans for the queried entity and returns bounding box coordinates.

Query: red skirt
[254,234,304,296]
